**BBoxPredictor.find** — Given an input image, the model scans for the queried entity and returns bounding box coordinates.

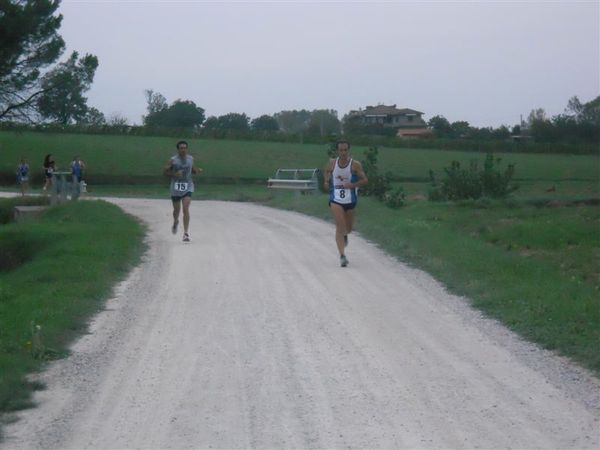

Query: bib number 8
[339,189,346,199]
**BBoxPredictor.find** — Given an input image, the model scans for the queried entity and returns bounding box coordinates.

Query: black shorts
[329,200,356,211]
[171,192,192,202]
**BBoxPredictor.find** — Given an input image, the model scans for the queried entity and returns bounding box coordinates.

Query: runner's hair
[336,140,351,150]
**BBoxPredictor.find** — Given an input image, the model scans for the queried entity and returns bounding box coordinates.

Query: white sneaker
[183,233,191,242]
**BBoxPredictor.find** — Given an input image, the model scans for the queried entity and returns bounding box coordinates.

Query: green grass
[1,131,599,185]
[0,129,598,381]
[0,199,145,415]
[257,190,600,373]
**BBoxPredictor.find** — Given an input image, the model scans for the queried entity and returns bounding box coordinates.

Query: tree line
[1,1,598,149]
[427,96,599,145]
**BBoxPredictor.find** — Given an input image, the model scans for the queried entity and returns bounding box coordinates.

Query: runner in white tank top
[163,140,203,242]
[323,141,368,267]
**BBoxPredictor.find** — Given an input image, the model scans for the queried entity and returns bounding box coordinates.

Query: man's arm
[163,160,175,177]
[344,160,368,189]
[192,165,203,175]
[323,159,334,189]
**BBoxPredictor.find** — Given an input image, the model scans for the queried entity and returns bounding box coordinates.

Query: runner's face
[337,144,349,160]
[177,145,188,157]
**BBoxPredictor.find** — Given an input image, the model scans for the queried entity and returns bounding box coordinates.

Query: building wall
[361,114,427,128]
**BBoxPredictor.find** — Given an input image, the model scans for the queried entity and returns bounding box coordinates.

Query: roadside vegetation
[0,198,145,419]
[0,130,597,427]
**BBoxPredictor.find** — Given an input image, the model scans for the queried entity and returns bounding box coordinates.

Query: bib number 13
[174,182,188,192]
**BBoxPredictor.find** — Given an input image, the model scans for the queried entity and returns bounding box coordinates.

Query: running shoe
[183,232,191,242]
[171,220,179,235]
[340,255,349,267]
[344,235,348,247]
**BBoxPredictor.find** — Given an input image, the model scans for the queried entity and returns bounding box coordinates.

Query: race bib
[174,182,189,192]
[334,186,352,204]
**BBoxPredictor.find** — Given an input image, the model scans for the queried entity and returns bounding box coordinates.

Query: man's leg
[344,208,354,245]
[330,203,347,256]
[172,199,181,232]
[181,196,192,234]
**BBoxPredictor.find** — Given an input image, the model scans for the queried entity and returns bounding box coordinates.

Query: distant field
[0,132,598,193]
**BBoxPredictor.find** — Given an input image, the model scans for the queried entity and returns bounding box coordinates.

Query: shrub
[429,153,519,201]
[360,147,392,200]
[481,154,519,198]
[384,187,406,209]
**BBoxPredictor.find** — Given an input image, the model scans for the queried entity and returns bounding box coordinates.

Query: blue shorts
[329,200,356,211]
[171,192,192,202]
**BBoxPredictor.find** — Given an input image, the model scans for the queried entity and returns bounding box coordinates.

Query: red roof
[397,128,433,137]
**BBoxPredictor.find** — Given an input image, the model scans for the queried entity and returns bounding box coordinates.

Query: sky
[57,0,600,128]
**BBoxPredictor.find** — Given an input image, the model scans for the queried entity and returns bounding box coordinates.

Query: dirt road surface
[3,198,599,449]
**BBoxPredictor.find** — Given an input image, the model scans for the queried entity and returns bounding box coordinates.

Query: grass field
[0,198,145,420]
[1,131,599,188]
[0,130,598,388]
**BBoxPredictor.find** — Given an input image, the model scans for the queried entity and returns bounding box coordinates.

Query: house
[347,104,432,137]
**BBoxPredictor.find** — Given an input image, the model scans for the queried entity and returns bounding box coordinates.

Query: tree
[216,113,249,130]
[36,51,98,124]
[78,106,105,125]
[274,109,311,134]
[203,116,219,129]
[0,0,66,121]
[307,109,341,136]
[491,125,511,140]
[144,89,167,117]
[428,115,453,138]
[527,108,547,126]
[202,113,249,130]
[163,100,205,128]
[251,114,279,131]
[450,120,470,138]
[144,97,205,128]
[566,95,600,126]
[107,112,129,126]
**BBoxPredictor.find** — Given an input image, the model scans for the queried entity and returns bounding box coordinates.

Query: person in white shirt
[323,141,368,267]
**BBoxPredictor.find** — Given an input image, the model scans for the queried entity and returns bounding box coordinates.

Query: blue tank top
[72,160,82,177]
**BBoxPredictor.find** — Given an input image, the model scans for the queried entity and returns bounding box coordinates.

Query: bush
[360,147,392,200]
[481,154,519,198]
[429,153,519,201]
[358,146,405,208]
[384,187,406,209]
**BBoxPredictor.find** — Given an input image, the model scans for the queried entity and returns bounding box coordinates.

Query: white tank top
[330,158,356,204]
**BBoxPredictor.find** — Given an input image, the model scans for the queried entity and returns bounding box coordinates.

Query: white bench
[267,169,319,192]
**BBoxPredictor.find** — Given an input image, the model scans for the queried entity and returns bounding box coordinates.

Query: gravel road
[2,198,599,449]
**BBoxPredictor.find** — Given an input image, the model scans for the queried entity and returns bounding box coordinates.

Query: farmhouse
[348,104,432,137]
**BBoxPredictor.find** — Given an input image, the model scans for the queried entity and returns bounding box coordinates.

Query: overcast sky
[57,0,599,128]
